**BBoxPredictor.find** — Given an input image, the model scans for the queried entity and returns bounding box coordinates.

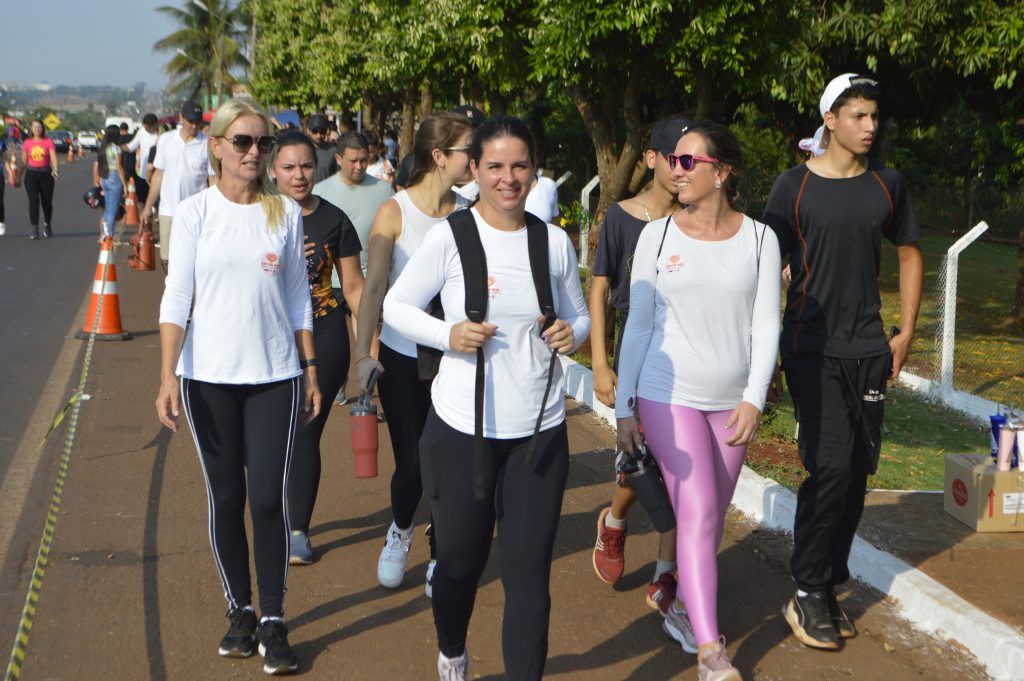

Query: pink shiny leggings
[637,398,747,645]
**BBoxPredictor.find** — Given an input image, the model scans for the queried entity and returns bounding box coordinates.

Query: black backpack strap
[524,212,558,464]
[656,216,671,259]
[448,209,489,501]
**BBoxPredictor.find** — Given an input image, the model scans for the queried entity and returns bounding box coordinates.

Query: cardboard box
[944,454,1024,532]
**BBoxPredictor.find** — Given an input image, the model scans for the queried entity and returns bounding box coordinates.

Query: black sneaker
[827,590,858,639]
[218,607,257,658]
[257,619,298,675]
[783,590,840,650]
[42,223,52,238]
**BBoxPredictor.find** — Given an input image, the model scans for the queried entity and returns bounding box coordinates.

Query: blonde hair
[209,98,284,230]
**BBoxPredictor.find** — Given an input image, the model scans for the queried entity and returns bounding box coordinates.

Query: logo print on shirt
[487,275,501,299]
[665,254,685,273]
[261,252,281,275]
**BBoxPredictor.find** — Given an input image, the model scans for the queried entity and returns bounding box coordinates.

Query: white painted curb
[559,355,1024,681]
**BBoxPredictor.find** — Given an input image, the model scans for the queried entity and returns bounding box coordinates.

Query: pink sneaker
[592,507,626,584]
[698,637,741,681]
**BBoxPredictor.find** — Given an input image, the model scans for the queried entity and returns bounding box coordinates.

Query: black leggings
[0,176,5,222]
[288,310,349,534]
[377,342,432,532]
[420,410,569,680]
[24,169,54,228]
[182,376,300,617]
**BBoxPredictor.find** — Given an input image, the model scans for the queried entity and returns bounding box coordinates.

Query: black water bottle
[615,441,676,533]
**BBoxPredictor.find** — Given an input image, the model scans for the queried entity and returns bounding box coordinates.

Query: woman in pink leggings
[615,121,780,681]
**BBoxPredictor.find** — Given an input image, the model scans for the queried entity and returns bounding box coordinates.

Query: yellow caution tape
[5,241,118,680]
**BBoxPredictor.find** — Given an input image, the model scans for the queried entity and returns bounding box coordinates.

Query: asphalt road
[0,156,106,633]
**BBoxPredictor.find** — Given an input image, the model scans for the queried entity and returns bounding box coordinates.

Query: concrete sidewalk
[7,245,993,680]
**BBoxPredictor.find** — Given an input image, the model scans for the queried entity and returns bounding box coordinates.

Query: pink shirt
[24,138,55,169]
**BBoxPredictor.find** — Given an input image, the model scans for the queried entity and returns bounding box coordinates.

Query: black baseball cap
[649,116,693,155]
[142,113,158,126]
[306,114,329,132]
[180,100,203,123]
[451,105,486,126]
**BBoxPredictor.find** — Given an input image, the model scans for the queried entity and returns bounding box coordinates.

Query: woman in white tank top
[353,111,474,593]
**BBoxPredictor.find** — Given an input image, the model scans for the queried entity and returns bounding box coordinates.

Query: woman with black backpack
[382,115,589,681]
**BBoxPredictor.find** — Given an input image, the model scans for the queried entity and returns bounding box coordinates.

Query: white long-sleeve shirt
[615,215,781,418]
[159,186,313,384]
[383,208,590,438]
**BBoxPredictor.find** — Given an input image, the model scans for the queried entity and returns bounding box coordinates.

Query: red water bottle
[349,369,380,478]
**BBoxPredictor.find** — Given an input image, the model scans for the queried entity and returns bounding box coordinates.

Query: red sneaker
[646,571,677,615]
[592,507,627,584]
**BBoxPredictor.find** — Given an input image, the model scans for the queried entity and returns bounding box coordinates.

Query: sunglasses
[445,145,471,153]
[666,153,720,171]
[220,135,276,154]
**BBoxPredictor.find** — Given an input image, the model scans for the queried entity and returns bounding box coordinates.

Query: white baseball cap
[800,73,879,155]
[818,73,878,117]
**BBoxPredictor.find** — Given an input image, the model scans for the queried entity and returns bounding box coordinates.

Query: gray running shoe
[288,530,313,565]
[663,602,698,654]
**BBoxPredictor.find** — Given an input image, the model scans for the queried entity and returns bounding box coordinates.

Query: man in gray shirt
[313,131,394,277]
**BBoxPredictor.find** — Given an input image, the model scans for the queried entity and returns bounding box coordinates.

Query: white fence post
[579,175,600,269]
[940,221,989,394]
[554,171,572,188]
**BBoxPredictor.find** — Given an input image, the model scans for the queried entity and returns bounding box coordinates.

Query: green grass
[878,233,1022,410]
[749,384,987,491]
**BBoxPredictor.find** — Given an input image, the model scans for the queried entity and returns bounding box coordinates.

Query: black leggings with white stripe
[182,376,300,617]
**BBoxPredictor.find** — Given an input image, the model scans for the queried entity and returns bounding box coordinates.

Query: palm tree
[154,0,250,107]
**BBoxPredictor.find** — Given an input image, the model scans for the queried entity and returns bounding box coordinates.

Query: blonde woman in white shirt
[156,98,319,675]
[615,121,780,681]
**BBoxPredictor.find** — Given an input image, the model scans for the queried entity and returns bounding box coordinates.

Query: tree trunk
[399,89,416,160]
[418,82,434,123]
[488,90,508,117]
[361,94,375,134]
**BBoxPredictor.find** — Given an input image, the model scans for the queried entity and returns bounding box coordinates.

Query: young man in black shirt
[762,74,923,650]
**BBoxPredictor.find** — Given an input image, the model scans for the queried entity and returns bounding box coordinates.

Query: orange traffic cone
[124,179,139,226]
[67,145,74,163]
[78,145,85,159]
[75,239,132,341]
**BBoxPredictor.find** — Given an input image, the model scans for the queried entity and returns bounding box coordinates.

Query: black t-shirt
[313,144,338,184]
[762,162,920,359]
[303,198,361,319]
[592,202,649,312]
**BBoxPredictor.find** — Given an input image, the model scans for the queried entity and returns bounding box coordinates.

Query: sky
[0,0,180,90]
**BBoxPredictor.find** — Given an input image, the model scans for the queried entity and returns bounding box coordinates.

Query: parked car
[77,131,99,151]
[47,130,73,153]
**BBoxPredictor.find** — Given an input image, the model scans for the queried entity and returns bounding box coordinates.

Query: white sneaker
[425,559,437,598]
[663,602,698,654]
[0,222,6,236]
[377,522,413,588]
[437,649,469,681]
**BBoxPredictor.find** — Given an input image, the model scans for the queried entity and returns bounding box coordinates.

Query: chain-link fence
[879,223,1023,417]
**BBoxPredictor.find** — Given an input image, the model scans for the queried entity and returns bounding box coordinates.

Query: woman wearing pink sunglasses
[615,121,780,681]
